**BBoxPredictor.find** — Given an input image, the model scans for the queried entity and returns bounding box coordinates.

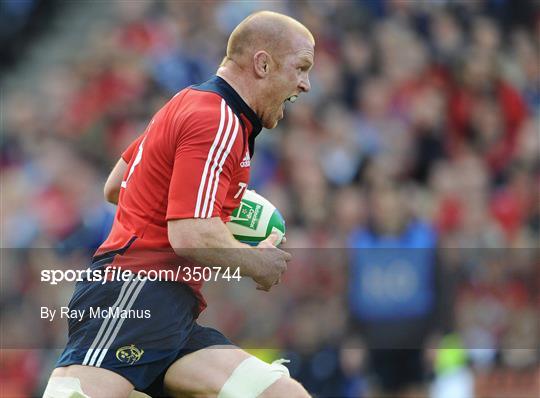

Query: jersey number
[234,182,247,199]
[121,137,146,188]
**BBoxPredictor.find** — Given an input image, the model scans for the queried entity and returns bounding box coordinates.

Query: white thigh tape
[129,391,152,398]
[43,377,90,398]
[218,357,290,398]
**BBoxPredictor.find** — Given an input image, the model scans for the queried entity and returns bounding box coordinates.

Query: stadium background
[1,0,539,397]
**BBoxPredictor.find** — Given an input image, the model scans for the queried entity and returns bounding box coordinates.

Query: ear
[253,51,271,78]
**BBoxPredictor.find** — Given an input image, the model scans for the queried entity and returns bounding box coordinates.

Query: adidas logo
[240,151,250,168]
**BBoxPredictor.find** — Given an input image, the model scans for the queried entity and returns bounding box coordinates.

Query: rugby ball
[226,190,286,246]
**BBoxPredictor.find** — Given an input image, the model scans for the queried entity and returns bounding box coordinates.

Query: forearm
[168,218,264,278]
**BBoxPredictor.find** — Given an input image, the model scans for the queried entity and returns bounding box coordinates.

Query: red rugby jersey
[94,76,262,313]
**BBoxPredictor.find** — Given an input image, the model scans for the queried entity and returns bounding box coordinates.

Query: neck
[216,65,257,114]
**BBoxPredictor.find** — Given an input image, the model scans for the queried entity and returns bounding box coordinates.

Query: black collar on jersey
[192,75,263,156]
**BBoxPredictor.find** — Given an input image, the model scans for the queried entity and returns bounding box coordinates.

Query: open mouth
[280,95,298,119]
[285,95,298,104]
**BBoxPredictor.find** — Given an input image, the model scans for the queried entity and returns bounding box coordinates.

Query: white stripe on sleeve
[205,114,240,218]
[194,99,227,218]
[200,105,234,218]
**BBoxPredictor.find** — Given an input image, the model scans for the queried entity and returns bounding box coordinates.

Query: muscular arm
[168,218,290,290]
[104,158,127,205]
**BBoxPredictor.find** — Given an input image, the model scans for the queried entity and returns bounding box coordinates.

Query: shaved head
[222,11,314,67]
[217,11,315,129]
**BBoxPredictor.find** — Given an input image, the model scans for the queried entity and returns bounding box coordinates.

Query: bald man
[44,11,314,398]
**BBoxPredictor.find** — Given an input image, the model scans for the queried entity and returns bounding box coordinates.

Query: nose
[299,75,311,93]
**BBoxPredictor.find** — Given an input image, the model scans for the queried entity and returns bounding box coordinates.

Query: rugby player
[44,10,314,398]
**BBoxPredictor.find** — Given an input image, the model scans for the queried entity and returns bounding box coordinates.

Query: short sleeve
[121,135,145,163]
[166,99,242,220]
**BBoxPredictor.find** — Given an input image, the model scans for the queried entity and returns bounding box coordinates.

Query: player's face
[262,35,314,129]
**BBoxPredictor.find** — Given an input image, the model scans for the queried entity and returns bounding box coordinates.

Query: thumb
[264,232,280,246]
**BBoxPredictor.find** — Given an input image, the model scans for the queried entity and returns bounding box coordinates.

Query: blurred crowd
[1,0,539,397]
[0,0,60,71]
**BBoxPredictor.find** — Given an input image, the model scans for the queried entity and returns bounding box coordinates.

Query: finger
[257,233,279,248]
[273,246,292,260]
[281,236,287,245]
[264,232,279,246]
[283,251,292,261]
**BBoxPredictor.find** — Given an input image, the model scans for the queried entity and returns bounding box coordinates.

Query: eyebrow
[299,57,313,66]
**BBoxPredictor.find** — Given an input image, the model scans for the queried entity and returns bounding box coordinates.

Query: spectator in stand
[348,183,442,397]
[447,48,528,178]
